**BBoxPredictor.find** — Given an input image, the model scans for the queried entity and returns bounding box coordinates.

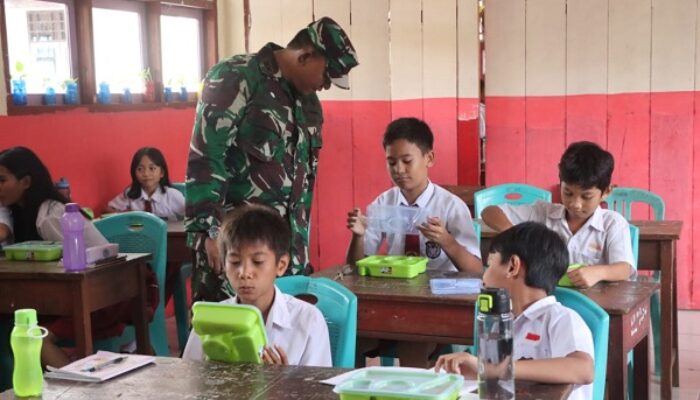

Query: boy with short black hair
[346,117,482,368]
[436,222,595,400]
[182,204,332,367]
[481,141,634,288]
[346,117,482,274]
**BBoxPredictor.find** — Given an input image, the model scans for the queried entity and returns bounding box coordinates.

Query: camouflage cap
[306,17,359,90]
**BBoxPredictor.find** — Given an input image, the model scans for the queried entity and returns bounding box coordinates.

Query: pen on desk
[81,356,127,373]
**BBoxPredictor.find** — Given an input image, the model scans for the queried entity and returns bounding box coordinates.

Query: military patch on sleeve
[425,241,441,259]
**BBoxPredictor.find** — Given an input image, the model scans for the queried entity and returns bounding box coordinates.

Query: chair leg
[150,307,170,356]
[174,263,193,351]
[651,290,661,376]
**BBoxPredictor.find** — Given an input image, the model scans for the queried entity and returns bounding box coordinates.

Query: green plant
[12,61,26,80]
[60,77,78,90]
[139,67,152,82]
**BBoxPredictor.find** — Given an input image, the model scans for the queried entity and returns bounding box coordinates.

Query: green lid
[14,309,37,326]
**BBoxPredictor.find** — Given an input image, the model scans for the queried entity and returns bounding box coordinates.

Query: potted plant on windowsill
[11,61,27,106]
[62,78,79,105]
[141,67,155,102]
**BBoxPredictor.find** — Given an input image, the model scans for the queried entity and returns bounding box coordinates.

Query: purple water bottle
[61,203,86,271]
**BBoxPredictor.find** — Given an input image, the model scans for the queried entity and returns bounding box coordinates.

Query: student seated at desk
[481,141,634,288]
[182,204,332,367]
[436,222,594,400]
[345,117,482,368]
[0,147,119,368]
[105,147,184,221]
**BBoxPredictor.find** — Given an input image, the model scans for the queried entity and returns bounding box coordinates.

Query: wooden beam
[75,0,96,104]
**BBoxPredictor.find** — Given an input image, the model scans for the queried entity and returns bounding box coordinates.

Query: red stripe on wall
[650,91,694,307]
[566,94,607,146]
[525,96,566,194]
[424,98,459,185]
[485,96,527,185]
[391,99,424,120]
[692,91,700,308]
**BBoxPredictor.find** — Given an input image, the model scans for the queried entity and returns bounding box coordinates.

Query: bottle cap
[14,309,37,326]
[477,287,511,314]
[65,203,80,212]
[55,177,70,189]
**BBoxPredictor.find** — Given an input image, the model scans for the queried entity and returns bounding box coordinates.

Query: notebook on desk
[45,351,155,382]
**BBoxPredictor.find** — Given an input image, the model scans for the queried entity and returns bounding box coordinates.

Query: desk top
[580,280,659,314]
[0,253,151,280]
[167,220,185,235]
[1,357,572,400]
[314,267,481,305]
[480,219,682,240]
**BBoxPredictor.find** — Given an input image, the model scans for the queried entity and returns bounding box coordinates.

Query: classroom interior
[1,0,700,399]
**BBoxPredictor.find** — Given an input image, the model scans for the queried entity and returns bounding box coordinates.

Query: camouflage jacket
[185,43,323,275]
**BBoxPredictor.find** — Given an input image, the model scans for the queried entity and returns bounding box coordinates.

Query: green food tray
[4,241,63,261]
[191,302,268,364]
[334,368,463,400]
[558,263,584,287]
[356,255,428,279]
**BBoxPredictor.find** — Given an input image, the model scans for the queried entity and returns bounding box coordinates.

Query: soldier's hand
[347,208,367,236]
[204,238,223,274]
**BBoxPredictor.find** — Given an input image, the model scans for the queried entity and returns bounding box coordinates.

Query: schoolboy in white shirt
[481,141,634,288]
[436,222,595,400]
[346,117,482,274]
[182,204,331,367]
[345,117,482,368]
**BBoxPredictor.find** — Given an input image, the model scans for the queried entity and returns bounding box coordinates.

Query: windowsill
[6,101,197,116]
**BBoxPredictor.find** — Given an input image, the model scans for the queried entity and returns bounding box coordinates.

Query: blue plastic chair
[171,182,186,196]
[275,276,357,368]
[94,211,170,356]
[474,183,552,219]
[606,187,665,221]
[554,287,609,400]
[472,220,481,248]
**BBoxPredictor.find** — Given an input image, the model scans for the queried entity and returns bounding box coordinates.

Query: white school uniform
[35,200,108,247]
[363,182,481,272]
[514,296,594,400]
[182,286,332,367]
[0,206,12,241]
[498,201,635,271]
[108,186,185,221]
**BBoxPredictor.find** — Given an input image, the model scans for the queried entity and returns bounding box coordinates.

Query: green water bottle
[11,309,45,397]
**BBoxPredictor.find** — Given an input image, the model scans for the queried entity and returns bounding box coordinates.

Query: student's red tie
[144,199,152,213]
[404,204,420,256]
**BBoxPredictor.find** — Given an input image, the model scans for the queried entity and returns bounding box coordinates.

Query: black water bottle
[477,287,514,399]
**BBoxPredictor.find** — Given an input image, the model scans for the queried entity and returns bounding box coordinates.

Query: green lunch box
[191,302,268,364]
[558,263,585,287]
[4,241,63,261]
[333,368,464,400]
[356,255,428,279]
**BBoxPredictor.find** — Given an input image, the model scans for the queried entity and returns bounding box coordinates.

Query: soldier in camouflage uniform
[185,17,359,302]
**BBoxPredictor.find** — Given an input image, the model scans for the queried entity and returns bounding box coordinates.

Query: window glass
[92,6,143,92]
[161,14,201,92]
[5,0,72,93]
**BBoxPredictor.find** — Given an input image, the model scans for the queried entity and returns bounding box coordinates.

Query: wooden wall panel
[280,0,312,42]
[565,0,607,146]
[693,0,700,308]
[216,0,245,57]
[524,0,565,194]
[457,0,480,119]
[423,0,458,185]
[484,0,526,185]
[248,0,282,51]
[389,0,423,118]
[649,0,696,307]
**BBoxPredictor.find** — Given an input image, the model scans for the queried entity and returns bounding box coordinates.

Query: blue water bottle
[11,309,47,397]
[61,203,87,271]
[98,82,111,104]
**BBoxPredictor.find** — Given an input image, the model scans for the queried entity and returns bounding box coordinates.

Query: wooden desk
[1,357,572,399]
[314,268,480,344]
[166,221,189,266]
[0,254,152,358]
[581,280,658,400]
[481,219,682,399]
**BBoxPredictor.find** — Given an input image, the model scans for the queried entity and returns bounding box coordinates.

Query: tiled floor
[165,309,700,399]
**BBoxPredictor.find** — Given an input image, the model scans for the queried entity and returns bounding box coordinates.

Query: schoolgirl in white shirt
[106,147,184,221]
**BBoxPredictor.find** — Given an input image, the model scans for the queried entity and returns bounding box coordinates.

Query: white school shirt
[498,201,635,271]
[513,296,594,400]
[0,206,12,243]
[35,200,108,247]
[363,182,481,272]
[182,286,332,367]
[108,186,185,221]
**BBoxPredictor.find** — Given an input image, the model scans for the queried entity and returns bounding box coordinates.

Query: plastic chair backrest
[629,224,639,269]
[606,187,665,221]
[171,182,186,196]
[275,276,357,368]
[474,183,552,218]
[94,211,169,355]
[472,220,481,247]
[553,287,609,400]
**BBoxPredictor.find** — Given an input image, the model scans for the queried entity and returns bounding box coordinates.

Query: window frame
[1,0,217,114]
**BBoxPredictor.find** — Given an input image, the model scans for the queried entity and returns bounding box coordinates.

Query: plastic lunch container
[429,278,482,295]
[191,302,268,364]
[367,205,429,235]
[3,241,63,261]
[333,368,464,400]
[356,255,428,279]
[557,263,585,287]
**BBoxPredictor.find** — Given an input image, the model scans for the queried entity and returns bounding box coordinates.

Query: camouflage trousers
[191,248,235,302]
